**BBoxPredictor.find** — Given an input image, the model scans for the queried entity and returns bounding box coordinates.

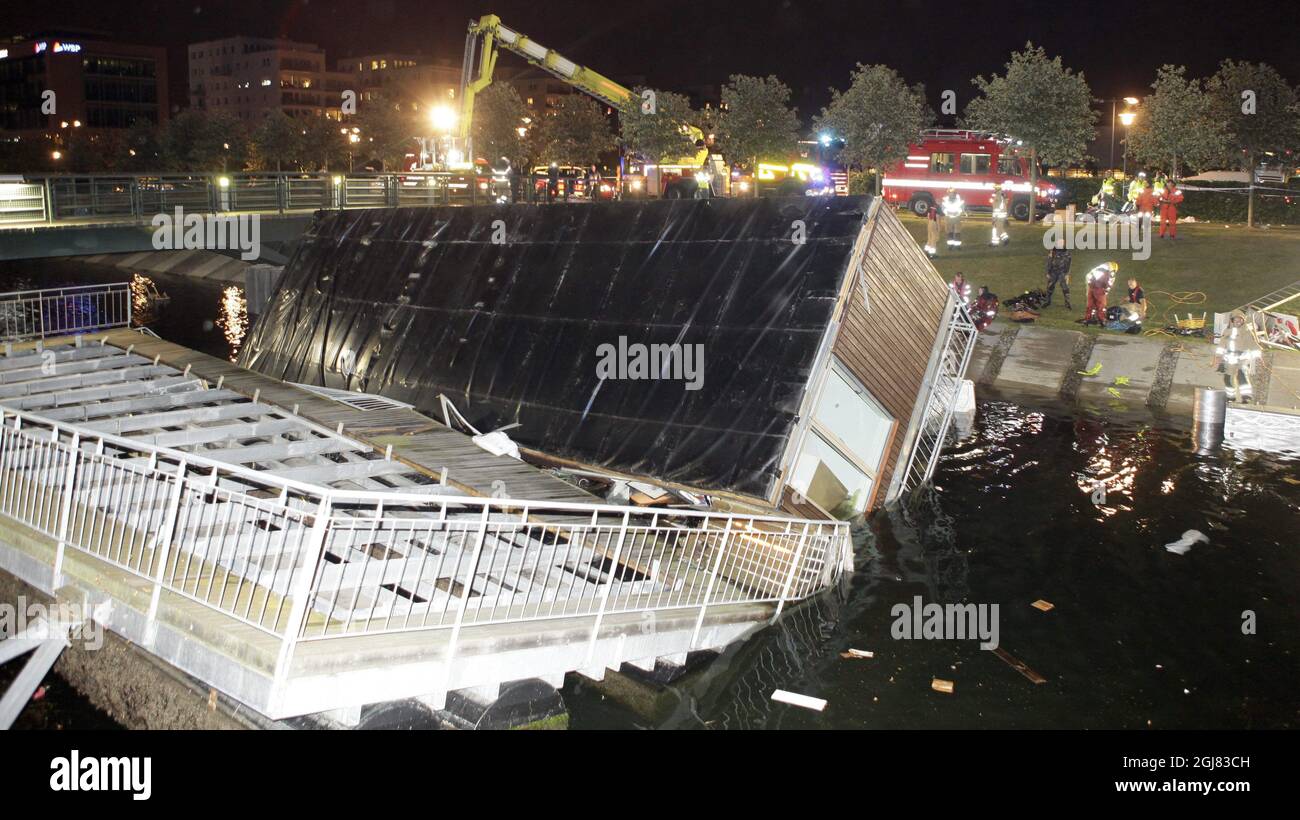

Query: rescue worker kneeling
[1215,311,1261,402]
[1081,261,1117,326]
[942,188,964,249]
[973,285,998,331]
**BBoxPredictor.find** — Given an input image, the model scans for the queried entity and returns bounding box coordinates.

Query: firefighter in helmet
[1081,261,1118,326]
[941,188,964,249]
[990,183,1010,246]
[1092,174,1118,211]
[1215,311,1261,402]
[1125,171,1147,213]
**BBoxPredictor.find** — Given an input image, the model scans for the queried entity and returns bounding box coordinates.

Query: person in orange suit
[1136,182,1157,227]
[1159,180,1184,239]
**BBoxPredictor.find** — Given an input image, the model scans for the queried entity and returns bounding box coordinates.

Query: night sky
[2,0,1297,120]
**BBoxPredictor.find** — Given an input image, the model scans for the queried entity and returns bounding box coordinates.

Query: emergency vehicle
[881,129,1060,221]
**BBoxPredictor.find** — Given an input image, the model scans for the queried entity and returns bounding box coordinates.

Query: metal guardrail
[0,181,47,224]
[0,402,851,689]
[0,283,132,342]
[898,293,979,494]
[2,171,632,227]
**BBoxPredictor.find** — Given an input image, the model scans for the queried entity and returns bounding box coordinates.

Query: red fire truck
[881,129,1060,221]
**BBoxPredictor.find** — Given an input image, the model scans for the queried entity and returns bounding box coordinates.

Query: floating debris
[840,648,874,659]
[1031,599,1055,612]
[771,690,827,711]
[992,647,1047,684]
[931,678,955,695]
[1165,529,1209,555]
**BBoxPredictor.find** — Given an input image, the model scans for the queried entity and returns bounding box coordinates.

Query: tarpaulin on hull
[239,196,873,499]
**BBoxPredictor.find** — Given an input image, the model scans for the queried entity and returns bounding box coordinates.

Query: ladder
[1237,279,1300,314]
[0,617,70,729]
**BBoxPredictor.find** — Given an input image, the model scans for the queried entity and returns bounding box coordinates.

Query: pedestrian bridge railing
[0,403,851,687]
[0,283,132,342]
[1,171,622,227]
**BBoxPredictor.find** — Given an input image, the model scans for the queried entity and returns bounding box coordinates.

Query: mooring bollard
[1192,387,1227,453]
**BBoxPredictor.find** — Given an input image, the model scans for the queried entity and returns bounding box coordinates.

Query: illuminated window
[960,153,991,174]
[930,152,955,174]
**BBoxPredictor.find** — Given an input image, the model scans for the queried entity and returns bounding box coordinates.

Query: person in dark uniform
[973,286,999,331]
[1044,244,1072,309]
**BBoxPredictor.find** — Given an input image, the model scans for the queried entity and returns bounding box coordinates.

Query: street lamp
[1100,96,1141,173]
[1119,110,1136,178]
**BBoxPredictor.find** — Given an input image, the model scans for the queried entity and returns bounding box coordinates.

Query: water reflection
[215,285,247,362]
[566,401,1300,730]
[128,273,169,328]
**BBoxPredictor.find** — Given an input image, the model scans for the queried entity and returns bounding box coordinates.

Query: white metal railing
[0,283,132,342]
[897,294,979,494]
[0,404,851,688]
[0,181,46,224]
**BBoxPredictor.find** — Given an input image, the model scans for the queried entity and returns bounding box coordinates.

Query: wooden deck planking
[97,330,598,505]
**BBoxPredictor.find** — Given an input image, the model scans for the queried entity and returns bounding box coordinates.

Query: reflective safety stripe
[886,178,1036,194]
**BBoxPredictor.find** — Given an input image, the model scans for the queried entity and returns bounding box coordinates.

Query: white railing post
[51,431,81,588]
[690,516,734,650]
[771,521,811,623]
[445,504,491,657]
[144,460,187,646]
[583,511,630,668]
[269,495,332,714]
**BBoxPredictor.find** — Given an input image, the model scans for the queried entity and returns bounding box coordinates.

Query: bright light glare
[430,106,457,132]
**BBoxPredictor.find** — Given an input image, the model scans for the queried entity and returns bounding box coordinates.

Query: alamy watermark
[891,595,1000,650]
[0,597,104,650]
[151,207,261,261]
[1043,214,1151,261]
[595,336,704,391]
[50,750,151,801]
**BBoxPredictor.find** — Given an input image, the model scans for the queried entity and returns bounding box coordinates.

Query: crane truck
[449,14,723,198]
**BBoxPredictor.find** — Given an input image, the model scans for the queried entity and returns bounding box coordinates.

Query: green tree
[535,94,616,167]
[814,64,931,194]
[122,120,163,171]
[1126,66,1226,179]
[718,74,801,183]
[965,43,1096,208]
[471,83,530,168]
[162,111,248,171]
[298,116,348,172]
[619,87,699,164]
[353,97,417,171]
[248,111,302,172]
[1206,60,1300,226]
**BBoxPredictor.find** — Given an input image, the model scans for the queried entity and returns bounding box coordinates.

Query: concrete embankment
[970,321,1300,416]
[54,249,252,285]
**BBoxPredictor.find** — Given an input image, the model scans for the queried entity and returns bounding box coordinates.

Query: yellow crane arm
[459,14,634,141]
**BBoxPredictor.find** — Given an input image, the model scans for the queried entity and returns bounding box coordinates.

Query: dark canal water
[3,259,1297,730]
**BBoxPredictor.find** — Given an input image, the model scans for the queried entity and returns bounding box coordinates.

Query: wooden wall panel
[831,204,952,506]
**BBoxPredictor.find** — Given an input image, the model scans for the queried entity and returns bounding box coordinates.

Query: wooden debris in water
[931,678,955,694]
[840,648,874,659]
[1031,599,1054,612]
[992,647,1047,684]
[770,690,827,711]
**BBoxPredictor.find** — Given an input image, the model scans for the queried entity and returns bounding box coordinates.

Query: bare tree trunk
[1247,152,1256,228]
[1029,148,1038,222]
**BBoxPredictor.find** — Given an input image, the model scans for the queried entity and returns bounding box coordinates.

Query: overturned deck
[0,329,849,721]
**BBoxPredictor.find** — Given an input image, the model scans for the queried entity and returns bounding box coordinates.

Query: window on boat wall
[790,361,894,515]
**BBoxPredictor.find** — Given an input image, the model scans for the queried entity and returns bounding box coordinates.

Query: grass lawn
[896,211,1300,335]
